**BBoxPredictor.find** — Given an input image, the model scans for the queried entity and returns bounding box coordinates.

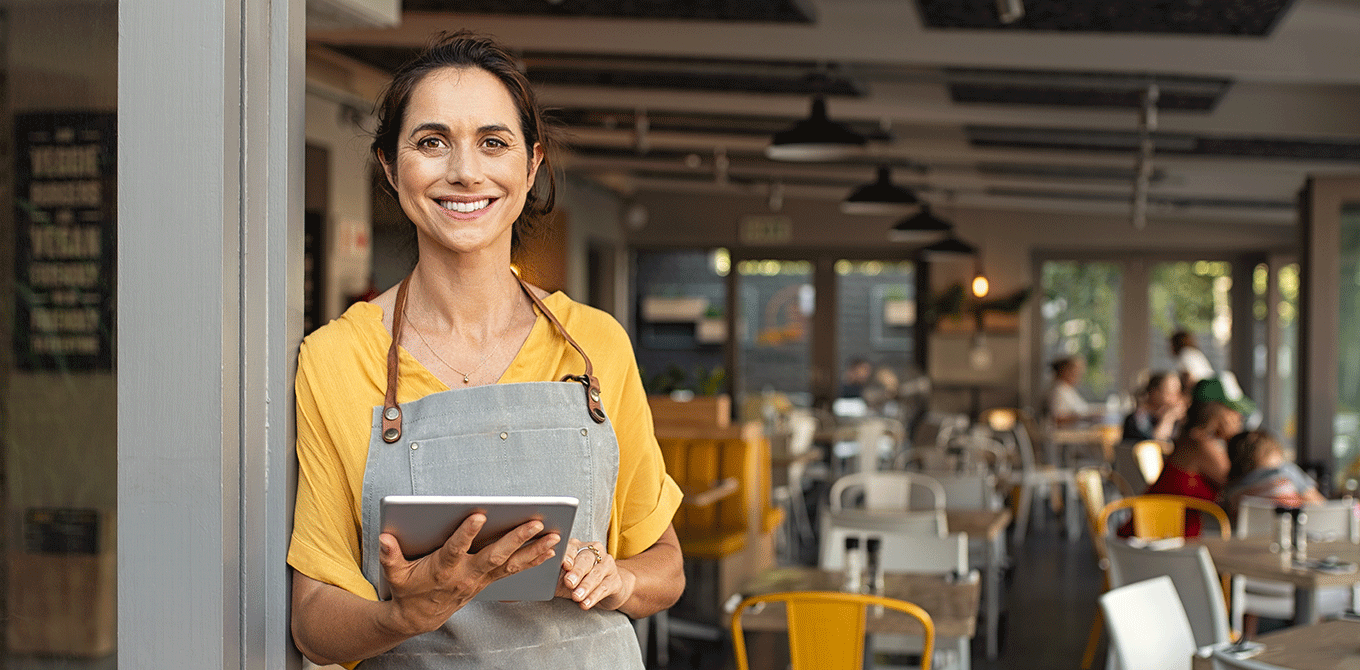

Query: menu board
[13,112,117,371]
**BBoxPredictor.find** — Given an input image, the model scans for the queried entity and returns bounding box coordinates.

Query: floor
[667,504,1111,670]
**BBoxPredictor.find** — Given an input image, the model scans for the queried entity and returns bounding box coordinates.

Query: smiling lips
[438,198,492,213]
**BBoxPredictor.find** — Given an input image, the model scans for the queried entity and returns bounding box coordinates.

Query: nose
[443,144,484,185]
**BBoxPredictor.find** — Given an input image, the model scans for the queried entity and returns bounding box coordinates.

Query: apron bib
[356,274,643,669]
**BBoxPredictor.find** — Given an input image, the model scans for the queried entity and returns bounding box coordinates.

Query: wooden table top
[1199,619,1360,670]
[735,566,980,638]
[1198,538,1360,589]
[945,509,1013,542]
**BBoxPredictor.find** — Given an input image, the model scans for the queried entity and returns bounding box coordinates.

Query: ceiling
[307,0,1360,225]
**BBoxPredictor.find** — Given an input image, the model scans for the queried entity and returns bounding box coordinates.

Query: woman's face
[386,67,542,258]
[1150,375,1181,409]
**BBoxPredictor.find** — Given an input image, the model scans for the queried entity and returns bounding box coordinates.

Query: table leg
[1294,586,1320,625]
[986,533,1001,660]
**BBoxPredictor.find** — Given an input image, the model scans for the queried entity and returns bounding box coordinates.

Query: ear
[527,142,544,184]
[377,150,398,193]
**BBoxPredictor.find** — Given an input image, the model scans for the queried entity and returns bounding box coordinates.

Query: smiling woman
[287,31,683,669]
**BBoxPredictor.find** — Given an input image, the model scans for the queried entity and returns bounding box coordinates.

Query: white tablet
[377,495,578,601]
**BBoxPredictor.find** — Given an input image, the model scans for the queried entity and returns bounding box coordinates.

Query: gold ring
[575,544,603,565]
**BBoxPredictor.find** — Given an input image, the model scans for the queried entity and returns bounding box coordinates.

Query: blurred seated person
[861,365,900,415]
[1171,330,1215,389]
[1140,400,1240,537]
[1122,371,1186,442]
[839,357,873,398]
[1223,430,1325,520]
[1191,374,1259,430]
[1043,355,1103,426]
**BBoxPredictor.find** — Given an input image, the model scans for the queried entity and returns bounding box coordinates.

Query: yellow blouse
[287,293,681,602]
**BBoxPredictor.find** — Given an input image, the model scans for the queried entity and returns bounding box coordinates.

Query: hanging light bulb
[972,272,990,298]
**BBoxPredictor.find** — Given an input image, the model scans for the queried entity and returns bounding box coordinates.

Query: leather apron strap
[380,271,605,444]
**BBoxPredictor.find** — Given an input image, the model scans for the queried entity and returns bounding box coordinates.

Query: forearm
[614,526,684,619]
[291,572,421,666]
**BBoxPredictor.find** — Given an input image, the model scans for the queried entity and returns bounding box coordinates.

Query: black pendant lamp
[842,166,920,215]
[919,234,978,260]
[888,204,953,242]
[766,95,866,162]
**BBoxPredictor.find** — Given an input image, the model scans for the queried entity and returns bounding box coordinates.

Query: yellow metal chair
[730,591,935,670]
[1073,466,1132,669]
[1131,440,1167,486]
[1097,494,1231,540]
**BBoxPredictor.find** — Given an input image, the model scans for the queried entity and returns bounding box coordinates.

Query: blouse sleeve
[287,342,379,601]
[601,324,682,560]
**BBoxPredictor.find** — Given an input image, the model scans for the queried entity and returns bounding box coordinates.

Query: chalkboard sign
[14,112,117,371]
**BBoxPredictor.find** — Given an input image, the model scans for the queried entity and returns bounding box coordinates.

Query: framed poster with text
[14,112,117,371]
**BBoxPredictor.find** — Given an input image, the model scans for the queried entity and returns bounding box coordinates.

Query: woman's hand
[379,514,560,636]
[556,539,635,611]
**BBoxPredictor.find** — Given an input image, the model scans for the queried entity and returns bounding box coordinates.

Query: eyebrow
[407,122,517,138]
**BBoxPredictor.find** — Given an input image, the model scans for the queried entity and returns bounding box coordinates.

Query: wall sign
[14,112,117,371]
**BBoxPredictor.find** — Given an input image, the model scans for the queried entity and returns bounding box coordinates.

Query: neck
[405,250,527,342]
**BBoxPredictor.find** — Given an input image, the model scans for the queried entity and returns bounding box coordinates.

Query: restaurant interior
[294,1,1360,669]
[8,0,1360,669]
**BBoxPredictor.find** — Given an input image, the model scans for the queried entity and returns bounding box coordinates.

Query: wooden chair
[731,591,936,670]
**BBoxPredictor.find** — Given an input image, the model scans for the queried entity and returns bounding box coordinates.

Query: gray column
[118,0,302,667]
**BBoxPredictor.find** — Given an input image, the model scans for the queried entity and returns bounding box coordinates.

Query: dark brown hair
[1226,430,1282,482]
[370,30,558,249]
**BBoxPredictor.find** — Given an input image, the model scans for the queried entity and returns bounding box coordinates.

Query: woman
[1044,356,1098,426]
[288,32,683,668]
[1142,400,1238,536]
[1122,371,1186,442]
[1222,430,1325,520]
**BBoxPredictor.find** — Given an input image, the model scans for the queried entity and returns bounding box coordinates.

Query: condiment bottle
[842,536,864,593]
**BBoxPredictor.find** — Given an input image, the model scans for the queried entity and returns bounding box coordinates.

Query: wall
[305,90,374,320]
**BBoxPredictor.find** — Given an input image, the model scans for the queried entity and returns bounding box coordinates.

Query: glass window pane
[632,249,727,396]
[1147,260,1233,382]
[1041,261,1122,399]
[835,259,915,388]
[1276,263,1300,449]
[737,259,814,407]
[4,2,118,665]
[1335,205,1360,493]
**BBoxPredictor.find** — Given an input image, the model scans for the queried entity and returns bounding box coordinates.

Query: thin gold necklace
[403,309,505,384]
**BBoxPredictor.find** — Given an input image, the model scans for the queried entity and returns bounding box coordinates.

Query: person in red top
[1140,400,1239,537]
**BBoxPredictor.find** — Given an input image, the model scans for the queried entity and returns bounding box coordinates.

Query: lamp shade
[841,166,920,215]
[766,96,866,161]
[888,204,953,242]
[918,234,978,260]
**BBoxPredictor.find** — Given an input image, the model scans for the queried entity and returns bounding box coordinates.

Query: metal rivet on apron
[382,428,399,441]
[581,428,588,436]
[500,432,509,440]
[410,442,419,450]
[383,407,399,421]
[590,388,601,402]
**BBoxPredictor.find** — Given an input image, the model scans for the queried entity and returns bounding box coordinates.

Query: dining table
[946,508,1013,661]
[1198,537,1360,625]
[1192,618,1360,670]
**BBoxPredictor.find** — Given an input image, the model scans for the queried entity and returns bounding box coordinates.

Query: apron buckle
[563,374,607,424]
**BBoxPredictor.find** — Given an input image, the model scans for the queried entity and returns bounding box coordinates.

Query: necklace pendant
[463,375,470,383]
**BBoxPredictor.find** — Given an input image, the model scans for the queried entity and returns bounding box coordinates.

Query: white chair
[916,472,1002,512]
[1099,575,1197,670]
[819,525,972,670]
[1231,496,1357,629]
[771,410,820,560]
[829,471,947,514]
[1103,537,1230,649]
[988,409,1079,544]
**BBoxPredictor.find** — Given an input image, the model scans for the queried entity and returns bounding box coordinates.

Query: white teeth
[439,199,490,213]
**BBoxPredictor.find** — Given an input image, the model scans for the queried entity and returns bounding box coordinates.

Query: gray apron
[357,275,644,669]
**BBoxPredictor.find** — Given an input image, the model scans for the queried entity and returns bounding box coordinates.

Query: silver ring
[575,544,603,565]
